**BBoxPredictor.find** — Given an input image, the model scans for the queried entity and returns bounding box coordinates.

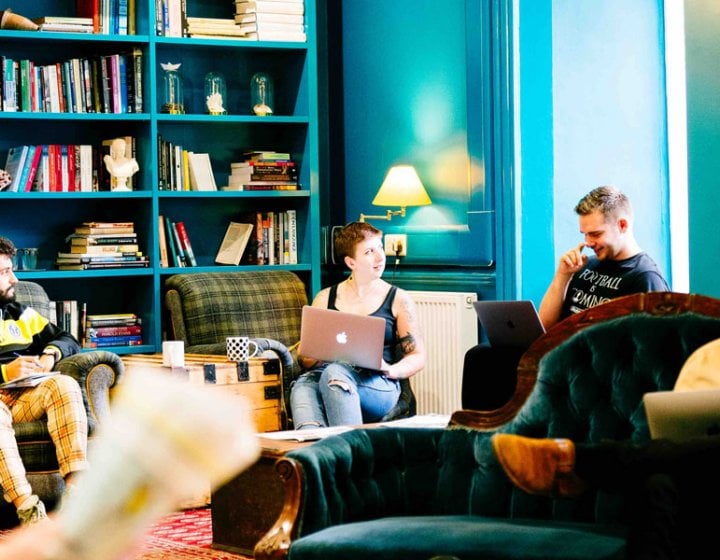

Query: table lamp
[359,165,432,222]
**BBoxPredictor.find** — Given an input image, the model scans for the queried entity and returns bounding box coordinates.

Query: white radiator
[408,291,478,415]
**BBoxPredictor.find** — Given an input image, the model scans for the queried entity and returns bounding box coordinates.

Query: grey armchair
[0,281,124,527]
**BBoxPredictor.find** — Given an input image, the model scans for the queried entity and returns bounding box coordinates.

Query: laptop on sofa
[643,389,720,440]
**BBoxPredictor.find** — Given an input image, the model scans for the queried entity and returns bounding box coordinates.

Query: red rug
[138,507,252,560]
[0,507,251,560]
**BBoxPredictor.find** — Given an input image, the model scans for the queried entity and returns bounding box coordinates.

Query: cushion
[289,516,627,560]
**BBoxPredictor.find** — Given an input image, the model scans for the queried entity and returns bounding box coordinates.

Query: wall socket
[384,234,407,257]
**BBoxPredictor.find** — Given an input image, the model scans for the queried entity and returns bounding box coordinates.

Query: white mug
[162,340,185,368]
[226,336,259,362]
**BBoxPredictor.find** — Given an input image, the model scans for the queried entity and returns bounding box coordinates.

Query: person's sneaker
[16,494,47,525]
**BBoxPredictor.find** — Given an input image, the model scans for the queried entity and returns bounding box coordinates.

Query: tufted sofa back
[289,307,720,536]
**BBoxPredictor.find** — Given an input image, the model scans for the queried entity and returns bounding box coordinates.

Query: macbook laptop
[643,389,720,441]
[298,306,387,370]
[472,300,546,349]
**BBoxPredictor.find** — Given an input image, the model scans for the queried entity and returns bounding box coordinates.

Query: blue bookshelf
[0,0,321,354]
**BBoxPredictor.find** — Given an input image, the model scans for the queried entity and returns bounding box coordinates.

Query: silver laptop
[472,300,546,349]
[643,389,720,440]
[298,306,386,370]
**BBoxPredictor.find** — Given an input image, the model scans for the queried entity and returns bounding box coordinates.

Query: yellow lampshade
[372,165,432,207]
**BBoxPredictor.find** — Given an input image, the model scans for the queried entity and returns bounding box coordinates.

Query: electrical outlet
[384,234,407,257]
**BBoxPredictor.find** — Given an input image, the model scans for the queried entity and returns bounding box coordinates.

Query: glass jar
[204,71,227,115]
[160,62,185,114]
[250,72,274,116]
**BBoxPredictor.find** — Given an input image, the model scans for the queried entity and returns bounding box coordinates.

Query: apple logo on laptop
[505,320,516,330]
[336,331,348,344]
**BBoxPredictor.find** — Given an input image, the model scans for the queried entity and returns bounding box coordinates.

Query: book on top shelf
[216,222,254,265]
[234,12,304,25]
[235,1,305,16]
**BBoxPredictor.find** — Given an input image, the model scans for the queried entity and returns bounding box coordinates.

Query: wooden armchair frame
[449,291,720,430]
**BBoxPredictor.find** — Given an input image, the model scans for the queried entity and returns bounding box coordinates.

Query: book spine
[174,221,197,266]
[287,209,297,264]
[255,211,265,264]
[164,215,179,267]
[23,146,42,192]
[86,325,142,337]
[158,215,169,267]
[3,57,17,112]
[170,220,186,266]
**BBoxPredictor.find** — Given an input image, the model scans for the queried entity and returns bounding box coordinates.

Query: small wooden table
[121,353,284,509]
[211,436,311,556]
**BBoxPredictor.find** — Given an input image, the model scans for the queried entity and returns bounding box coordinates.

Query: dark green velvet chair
[1,281,124,527]
[255,292,720,560]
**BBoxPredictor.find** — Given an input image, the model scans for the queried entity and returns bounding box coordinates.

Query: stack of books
[234,0,306,42]
[56,222,149,270]
[84,313,143,349]
[186,17,252,40]
[32,16,94,33]
[225,151,298,191]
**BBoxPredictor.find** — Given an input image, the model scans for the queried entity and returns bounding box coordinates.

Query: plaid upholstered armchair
[0,281,124,527]
[163,271,416,428]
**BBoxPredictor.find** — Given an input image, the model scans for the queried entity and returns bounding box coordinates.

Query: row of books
[56,222,149,270]
[217,210,298,266]
[47,302,143,348]
[0,137,136,193]
[225,152,298,191]
[0,49,143,114]
[83,313,143,348]
[157,136,217,191]
[76,0,138,35]
[159,216,198,268]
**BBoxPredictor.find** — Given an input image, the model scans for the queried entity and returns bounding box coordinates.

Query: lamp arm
[359,207,406,223]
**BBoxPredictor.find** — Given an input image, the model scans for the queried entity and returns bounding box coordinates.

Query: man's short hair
[0,236,16,258]
[575,186,633,222]
[334,222,383,260]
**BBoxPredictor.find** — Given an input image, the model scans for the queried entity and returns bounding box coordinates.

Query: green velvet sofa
[1,281,124,527]
[256,292,720,560]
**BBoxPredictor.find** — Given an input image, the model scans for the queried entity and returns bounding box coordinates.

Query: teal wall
[517,0,671,304]
[338,0,495,269]
[684,0,720,298]
[334,0,672,299]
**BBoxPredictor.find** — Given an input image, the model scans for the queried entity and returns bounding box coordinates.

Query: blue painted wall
[517,0,671,304]
[336,0,671,299]
[684,0,720,298]
[339,0,494,267]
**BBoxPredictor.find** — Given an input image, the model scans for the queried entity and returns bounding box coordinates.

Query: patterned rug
[0,507,252,560]
[139,507,252,559]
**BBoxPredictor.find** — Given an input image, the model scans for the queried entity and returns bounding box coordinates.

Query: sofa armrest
[55,350,124,432]
[165,288,188,344]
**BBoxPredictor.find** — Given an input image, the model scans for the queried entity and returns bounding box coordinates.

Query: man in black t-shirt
[539,186,669,327]
[463,186,670,410]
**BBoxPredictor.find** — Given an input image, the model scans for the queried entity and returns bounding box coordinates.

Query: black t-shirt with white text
[560,252,670,319]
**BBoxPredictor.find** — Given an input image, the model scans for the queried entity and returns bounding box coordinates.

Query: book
[235,21,305,35]
[66,245,141,254]
[34,16,93,25]
[74,225,135,235]
[286,208,298,264]
[243,30,307,42]
[215,222,254,265]
[3,146,30,192]
[234,12,304,24]
[86,324,143,337]
[187,152,217,191]
[86,313,139,326]
[69,233,138,245]
[164,216,180,267]
[158,215,169,267]
[22,146,42,192]
[170,222,187,267]
[56,260,149,270]
[84,336,144,348]
[235,1,305,15]
[174,221,198,266]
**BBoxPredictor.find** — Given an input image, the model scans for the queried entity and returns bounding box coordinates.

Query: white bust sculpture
[104,138,139,191]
